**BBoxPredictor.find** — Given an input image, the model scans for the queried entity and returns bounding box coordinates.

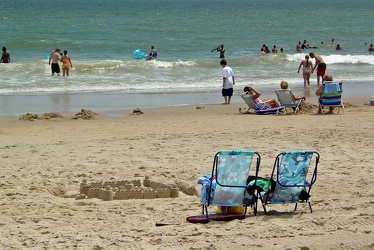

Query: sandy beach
[1,98,373,250]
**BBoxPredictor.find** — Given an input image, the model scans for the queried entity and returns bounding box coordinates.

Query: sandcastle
[78,176,179,201]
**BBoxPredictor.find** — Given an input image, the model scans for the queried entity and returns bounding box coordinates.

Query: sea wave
[286,53,374,65]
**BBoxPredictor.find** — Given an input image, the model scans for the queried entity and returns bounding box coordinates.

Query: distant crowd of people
[259,44,284,54]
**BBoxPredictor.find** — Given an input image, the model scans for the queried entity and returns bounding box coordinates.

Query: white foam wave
[286,53,374,65]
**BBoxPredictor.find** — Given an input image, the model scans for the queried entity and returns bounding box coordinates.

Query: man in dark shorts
[49,48,61,76]
[220,59,235,104]
[309,52,326,86]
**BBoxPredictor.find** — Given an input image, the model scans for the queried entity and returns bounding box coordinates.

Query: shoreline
[0,97,371,124]
[1,81,373,117]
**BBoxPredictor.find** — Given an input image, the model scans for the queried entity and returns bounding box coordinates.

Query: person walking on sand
[309,52,326,86]
[1,47,10,63]
[61,50,73,77]
[220,59,235,104]
[49,48,61,77]
[298,55,313,88]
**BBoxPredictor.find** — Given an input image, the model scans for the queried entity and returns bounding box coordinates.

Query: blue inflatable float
[133,49,147,59]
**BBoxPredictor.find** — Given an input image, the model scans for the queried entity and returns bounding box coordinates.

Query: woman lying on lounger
[243,86,280,108]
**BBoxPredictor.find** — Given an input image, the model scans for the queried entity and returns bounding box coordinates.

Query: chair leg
[294,203,298,211]
[203,205,210,221]
[308,201,313,213]
[253,197,258,216]
[262,204,267,215]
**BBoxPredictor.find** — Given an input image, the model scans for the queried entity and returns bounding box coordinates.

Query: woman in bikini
[243,86,280,108]
[61,50,73,77]
[297,55,313,88]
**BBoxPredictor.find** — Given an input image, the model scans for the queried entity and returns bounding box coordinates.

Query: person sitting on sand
[243,86,280,108]
[280,80,306,112]
[315,74,335,114]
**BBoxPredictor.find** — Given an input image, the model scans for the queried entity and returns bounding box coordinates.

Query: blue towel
[323,83,341,94]
[197,174,216,205]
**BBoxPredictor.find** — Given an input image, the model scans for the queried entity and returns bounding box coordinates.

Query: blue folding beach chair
[275,89,303,114]
[238,92,285,115]
[319,82,344,114]
[194,150,261,222]
[259,151,320,213]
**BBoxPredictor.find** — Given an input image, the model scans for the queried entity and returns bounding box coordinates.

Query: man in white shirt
[220,59,235,104]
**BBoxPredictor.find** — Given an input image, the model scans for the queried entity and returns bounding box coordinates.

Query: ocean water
[1,0,373,115]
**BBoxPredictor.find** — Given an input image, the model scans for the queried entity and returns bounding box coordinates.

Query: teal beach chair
[260,151,320,213]
[238,92,285,115]
[275,89,304,114]
[197,150,261,222]
[318,82,344,114]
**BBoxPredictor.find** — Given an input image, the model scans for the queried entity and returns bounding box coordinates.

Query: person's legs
[264,98,280,107]
[222,89,228,104]
[303,72,307,88]
[317,66,326,86]
[227,95,232,104]
[223,96,229,104]
[226,88,233,104]
[305,72,311,87]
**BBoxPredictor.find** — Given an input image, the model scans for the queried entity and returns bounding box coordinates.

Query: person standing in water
[61,50,73,77]
[49,48,61,77]
[1,47,10,63]
[150,46,157,59]
[309,52,326,86]
[297,55,313,88]
[217,44,225,58]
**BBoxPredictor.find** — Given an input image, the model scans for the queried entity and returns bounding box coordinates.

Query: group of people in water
[146,46,158,61]
[259,44,284,54]
[298,52,326,88]
[48,48,73,77]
